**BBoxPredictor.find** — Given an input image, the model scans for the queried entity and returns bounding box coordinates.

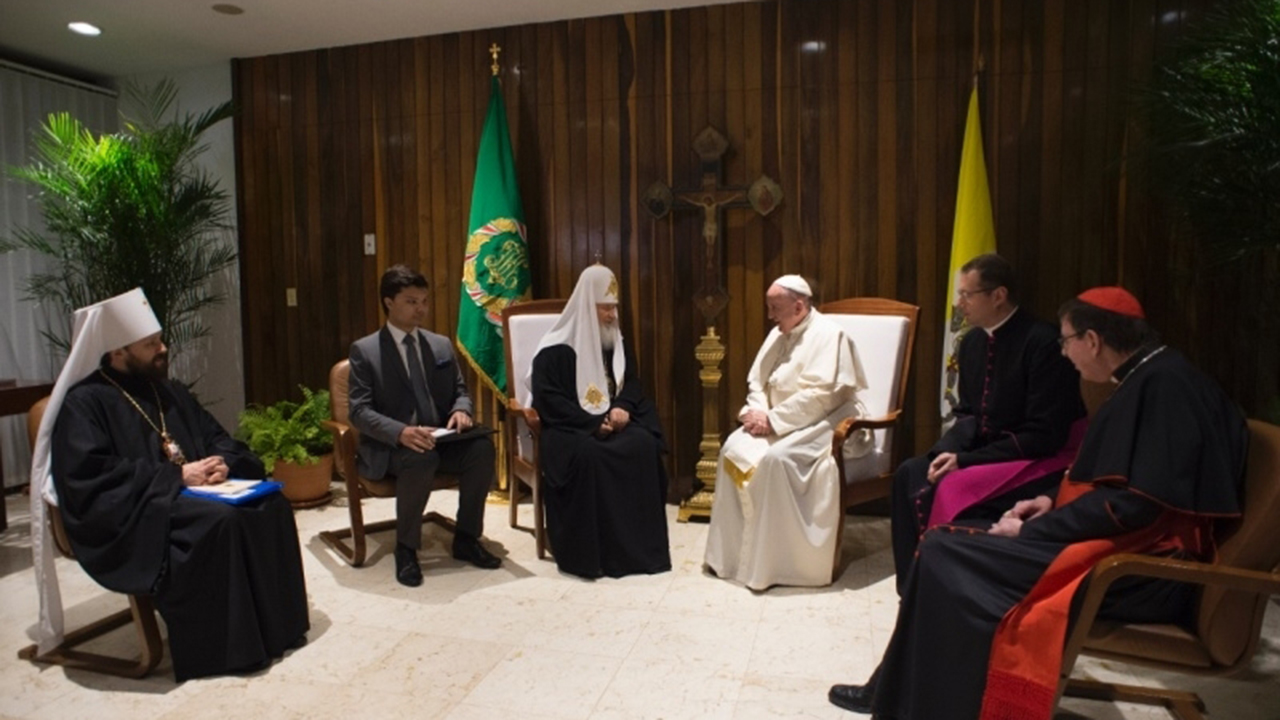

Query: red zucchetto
[1077,286,1145,319]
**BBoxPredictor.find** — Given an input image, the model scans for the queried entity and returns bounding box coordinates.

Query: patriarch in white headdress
[527,265,626,413]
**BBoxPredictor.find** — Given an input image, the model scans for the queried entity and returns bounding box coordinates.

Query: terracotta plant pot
[272,454,334,508]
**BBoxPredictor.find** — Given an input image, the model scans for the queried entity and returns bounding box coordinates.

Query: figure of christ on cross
[644,125,783,521]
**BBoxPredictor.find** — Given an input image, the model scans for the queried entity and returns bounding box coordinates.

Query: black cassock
[892,308,1085,589]
[531,344,671,579]
[51,367,310,681]
[871,347,1247,720]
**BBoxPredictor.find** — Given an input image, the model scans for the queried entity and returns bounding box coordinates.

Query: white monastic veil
[28,288,162,653]
[526,265,626,413]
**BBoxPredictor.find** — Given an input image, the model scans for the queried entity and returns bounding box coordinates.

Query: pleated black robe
[531,344,671,579]
[869,347,1247,720]
[51,367,310,681]
[892,308,1086,589]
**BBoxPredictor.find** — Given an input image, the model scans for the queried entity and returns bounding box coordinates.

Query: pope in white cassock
[704,275,873,590]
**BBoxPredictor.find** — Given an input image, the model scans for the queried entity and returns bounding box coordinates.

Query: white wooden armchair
[501,299,567,559]
[820,298,919,574]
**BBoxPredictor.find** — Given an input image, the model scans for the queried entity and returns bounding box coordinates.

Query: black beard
[125,353,169,381]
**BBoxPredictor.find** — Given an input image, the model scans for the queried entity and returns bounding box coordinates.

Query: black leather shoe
[829,665,880,714]
[394,543,423,587]
[828,684,874,714]
[452,536,501,569]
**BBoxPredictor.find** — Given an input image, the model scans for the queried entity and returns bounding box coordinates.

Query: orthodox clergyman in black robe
[529,265,671,579]
[40,291,309,682]
[829,287,1247,720]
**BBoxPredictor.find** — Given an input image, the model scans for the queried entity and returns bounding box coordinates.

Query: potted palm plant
[237,386,335,508]
[2,79,237,356]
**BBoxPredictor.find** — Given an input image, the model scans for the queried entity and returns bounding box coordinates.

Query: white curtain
[0,61,117,488]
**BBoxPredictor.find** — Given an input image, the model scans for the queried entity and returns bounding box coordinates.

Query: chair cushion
[843,448,889,487]
[1083,620,1214,668]
[514,415,534,461]
[1198,420,1280,665]
[330,360,351,425]
[359,476,398,498]
[508,313,563,408]
[822,313,908,456]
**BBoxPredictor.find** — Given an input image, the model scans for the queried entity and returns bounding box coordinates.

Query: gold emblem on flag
[462,217,530,326]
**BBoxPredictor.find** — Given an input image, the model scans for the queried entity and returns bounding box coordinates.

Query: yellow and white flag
[940,86,996,421]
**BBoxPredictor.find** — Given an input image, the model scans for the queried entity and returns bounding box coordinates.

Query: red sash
[977,479,1207,720]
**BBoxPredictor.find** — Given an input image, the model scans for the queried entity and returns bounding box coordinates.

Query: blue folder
[182,479,284,506]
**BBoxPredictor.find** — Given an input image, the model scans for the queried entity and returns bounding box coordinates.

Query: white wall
[118,63,246,431]
[0,62,118,488]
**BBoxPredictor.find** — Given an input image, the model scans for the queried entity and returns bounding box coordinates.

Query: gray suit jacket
[347,326,473,480]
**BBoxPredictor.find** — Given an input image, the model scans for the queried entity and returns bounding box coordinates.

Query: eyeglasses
[956,288,994,301]
[1057,331,1086,348]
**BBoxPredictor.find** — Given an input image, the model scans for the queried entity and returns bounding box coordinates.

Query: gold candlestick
[678,325,725,522]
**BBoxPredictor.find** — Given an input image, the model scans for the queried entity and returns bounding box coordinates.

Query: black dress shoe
[452,536,501,569]
[394,543,423,587]
[829,665,880,714]
[230,657,273,676]
[828,684,874,714]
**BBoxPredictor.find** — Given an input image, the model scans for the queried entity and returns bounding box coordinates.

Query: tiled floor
[1,490,1277,720]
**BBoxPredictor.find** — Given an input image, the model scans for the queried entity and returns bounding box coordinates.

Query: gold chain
[97,369,186,465]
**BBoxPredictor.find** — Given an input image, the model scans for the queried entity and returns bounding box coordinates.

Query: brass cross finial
[489,43,501,76]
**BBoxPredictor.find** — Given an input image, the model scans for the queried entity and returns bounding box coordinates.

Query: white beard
[600,323,618,351]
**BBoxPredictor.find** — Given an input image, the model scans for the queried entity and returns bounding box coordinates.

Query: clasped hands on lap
[398,411,473,452]
[182,456,230,486]
[740,409,773,437]
[987,495,1053,537]
[595,407,630,438]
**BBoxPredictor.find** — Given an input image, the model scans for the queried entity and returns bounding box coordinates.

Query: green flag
[457,76,531,400]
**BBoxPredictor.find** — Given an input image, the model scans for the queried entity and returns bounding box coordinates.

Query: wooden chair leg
[18,595,163,679]
[1064,678,1207,720]
[832,499,848,582]
[508,471,520,529]
[533,474,547,559]
[318,482,459,567]
[318,476,371,566]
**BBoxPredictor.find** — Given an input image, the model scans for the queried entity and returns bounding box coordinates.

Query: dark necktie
[403,334,437,426]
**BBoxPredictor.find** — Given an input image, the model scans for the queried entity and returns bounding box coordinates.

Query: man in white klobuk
[28,288,308,680]
[704,274,874,590]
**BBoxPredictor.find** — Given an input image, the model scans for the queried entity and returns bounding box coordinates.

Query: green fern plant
[236,386,334,475]
[2,78,237,355]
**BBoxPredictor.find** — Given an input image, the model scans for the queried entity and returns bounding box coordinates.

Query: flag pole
[483,41,509,504]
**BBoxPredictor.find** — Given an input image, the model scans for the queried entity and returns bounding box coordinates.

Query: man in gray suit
[348,264,502,586]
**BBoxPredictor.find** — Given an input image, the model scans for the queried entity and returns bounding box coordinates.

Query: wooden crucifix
[645,125,783,522]
[646,126,782,322]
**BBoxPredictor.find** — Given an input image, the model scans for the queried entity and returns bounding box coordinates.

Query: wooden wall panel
[235,0,1273,499]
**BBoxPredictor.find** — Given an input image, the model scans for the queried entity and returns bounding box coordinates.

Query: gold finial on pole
[489,43,502,76]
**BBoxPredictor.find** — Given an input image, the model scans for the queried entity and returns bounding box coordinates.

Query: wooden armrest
[834,410,902,439]
[1089,553,1280,597]
[1061,552,1280,677]
[322,419,359,481]
[831,411,899,458]
[505,399,542,436]
[523,407,542,436]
